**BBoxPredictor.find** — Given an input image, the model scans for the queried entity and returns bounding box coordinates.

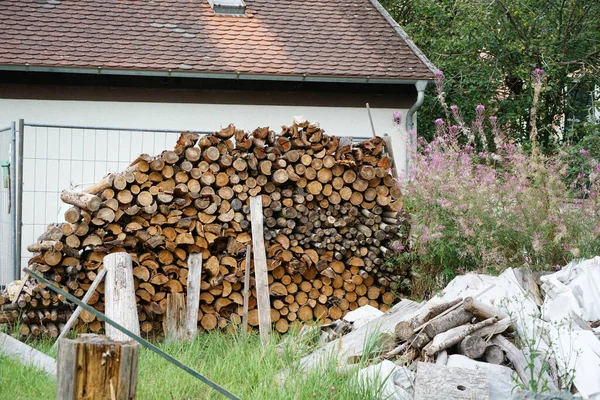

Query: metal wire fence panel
[20,123,206,271]
[0,125,15,286]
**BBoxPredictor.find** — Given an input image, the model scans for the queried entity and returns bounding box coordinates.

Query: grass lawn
[0,330,383,400]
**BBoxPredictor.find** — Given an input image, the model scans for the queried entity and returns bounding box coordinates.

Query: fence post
[9,121,17,281]
[15,119,24,279]
[164,293,187,341]
[185,253,202,339]
[57,334,140,400]
[104,253,139,341]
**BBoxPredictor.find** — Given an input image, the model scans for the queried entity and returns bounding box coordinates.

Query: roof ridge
[367,0,438,76]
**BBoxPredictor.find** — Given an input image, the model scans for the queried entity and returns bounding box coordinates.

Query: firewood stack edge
[0,118,409,338]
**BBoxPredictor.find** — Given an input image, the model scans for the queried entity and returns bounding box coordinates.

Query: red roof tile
[0,0,435,81]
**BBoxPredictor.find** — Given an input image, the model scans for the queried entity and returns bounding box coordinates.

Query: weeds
[390,71,600,298]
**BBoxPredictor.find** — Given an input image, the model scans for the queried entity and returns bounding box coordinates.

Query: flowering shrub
[391,71,600,298]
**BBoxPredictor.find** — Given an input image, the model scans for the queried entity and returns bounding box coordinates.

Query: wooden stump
[57,334,139,400]
[104,253,140,341]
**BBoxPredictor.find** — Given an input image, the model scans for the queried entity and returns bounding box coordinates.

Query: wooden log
[396,299,463,343]
[458,335,487,359]
[56,334,139,400]
[185,253,202,339]
[164,293,187,342]
[250,196,271,345]
[60,190,102,212]
[104,253,140,341]
[484,345,505,365]
[471,317,512,338]
[423,307,474,339]
[463,297,508,320]
[423,317,498,357]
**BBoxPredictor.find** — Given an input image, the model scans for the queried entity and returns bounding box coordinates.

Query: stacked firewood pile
[0,119,408,338]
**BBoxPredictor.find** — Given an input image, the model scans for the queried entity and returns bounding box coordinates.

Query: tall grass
[0,329,385,400]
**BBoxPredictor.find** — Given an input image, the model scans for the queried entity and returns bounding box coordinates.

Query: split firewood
[4,120,410,336]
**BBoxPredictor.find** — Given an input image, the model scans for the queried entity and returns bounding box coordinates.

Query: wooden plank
[104,253,139,342]
[52,268,107,349]
[10,272,29,305]
[0,331,56,377]
[249,196,271,346]
[242,244,251,333]
[185,253,202,339]
[413,361,489,400]
[164,293,187,342]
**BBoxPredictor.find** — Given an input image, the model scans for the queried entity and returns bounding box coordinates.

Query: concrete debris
[0,332,56,377]
[413,361,489,400]
[447,354,515,400]
[355,360,414,400]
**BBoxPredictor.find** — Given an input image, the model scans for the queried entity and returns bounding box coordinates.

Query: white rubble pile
[295,257,600,399]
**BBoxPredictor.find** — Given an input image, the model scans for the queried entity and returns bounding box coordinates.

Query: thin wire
[24,267,241,400]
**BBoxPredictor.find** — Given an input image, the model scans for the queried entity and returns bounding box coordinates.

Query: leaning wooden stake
[250,196,271,345]
[242,245,251,333]
[52,268,107,349]
[186,253,202,339]
[104,253,139,341]
[57,334,140,400]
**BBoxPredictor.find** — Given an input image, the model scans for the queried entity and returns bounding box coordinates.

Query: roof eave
[367,0,438,76]
[0,64,431,85]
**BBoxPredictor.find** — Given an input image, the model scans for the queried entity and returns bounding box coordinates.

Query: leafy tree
[382,0,600,148]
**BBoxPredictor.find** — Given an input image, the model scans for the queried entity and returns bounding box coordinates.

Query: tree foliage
[382,0,600,147]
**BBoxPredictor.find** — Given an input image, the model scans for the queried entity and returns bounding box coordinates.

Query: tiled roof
[0,0,436,81]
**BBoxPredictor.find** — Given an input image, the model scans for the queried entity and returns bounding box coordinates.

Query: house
[0,0,436,284]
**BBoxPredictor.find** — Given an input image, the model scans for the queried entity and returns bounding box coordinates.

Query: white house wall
[0,98,409,278]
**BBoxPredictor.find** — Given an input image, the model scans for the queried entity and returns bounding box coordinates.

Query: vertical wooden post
[186,253,202,339]
[242,245,251,333]
[52,268,106,349]
[57,334,140,400]
[164,293,187,342]
[249,196,271,345]
[104,253,139,341]
[382,134,399,181]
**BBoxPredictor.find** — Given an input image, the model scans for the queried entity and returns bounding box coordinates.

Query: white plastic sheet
[540,257,600,399]
[355,360,414,400]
